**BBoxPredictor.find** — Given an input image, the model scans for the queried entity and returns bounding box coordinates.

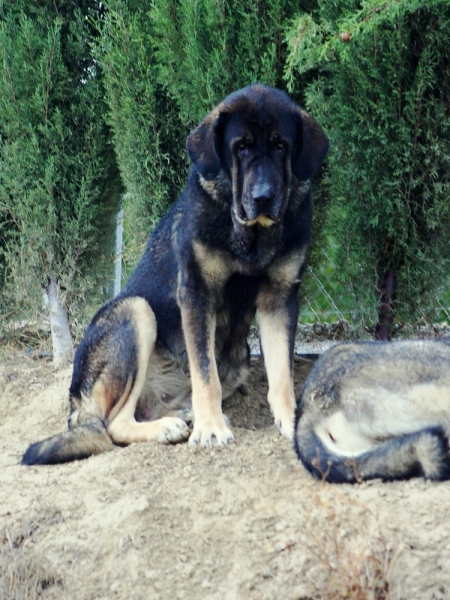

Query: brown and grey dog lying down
[21,85,329,465]
[294,338,450,483]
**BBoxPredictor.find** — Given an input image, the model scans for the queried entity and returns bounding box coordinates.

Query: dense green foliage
[0,0,122,329]
[96,3,187,269]
[1,0,449,340]
[149,0,302,125]
[286,0,450,336]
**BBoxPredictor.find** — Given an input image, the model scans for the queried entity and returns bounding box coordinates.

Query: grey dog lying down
[294,338,450,483]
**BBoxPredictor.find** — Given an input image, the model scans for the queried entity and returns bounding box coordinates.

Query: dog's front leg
[178,275,234,448]
[257,284,299,440]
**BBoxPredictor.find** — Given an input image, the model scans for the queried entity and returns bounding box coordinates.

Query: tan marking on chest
[193,240,233,286]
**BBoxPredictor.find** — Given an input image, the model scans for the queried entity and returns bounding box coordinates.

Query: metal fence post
[113,208,124,297]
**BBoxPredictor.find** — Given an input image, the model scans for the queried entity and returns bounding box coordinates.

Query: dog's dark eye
[236,142,249,157]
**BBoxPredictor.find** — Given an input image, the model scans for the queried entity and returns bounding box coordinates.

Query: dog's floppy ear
[186,107,225,181]
[293,109,329,181]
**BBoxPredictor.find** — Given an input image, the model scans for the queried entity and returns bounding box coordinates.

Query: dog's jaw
[232,210,279,228]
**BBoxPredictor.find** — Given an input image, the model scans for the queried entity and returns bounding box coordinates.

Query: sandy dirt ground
[1,353,450,600]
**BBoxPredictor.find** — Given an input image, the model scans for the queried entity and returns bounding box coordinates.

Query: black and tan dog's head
[187,84,329,228]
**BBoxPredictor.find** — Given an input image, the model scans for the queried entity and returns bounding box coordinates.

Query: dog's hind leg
[295,396,450,482]
[104,299,190,446]
[21,297,189,465]
[296,421,450,482]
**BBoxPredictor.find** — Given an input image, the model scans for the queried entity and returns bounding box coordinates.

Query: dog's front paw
[157,417,191,444]
[268,392,295,441]
[272,406,295,441]
[188,418,234,449]
[275,417,294,441]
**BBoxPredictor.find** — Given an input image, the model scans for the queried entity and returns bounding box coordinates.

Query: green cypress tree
[149,0,301,125]
[285,0,450,338]
[0,0,122,362]
[96,3,187,270]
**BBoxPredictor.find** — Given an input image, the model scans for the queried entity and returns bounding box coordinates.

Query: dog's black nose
[251,181,275,203]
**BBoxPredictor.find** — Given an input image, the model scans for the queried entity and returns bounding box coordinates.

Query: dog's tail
[21,414,114,465]
[295,407,450,483]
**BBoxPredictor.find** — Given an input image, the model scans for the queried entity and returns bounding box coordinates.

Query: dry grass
[0,508,63,600]
[248,476,399,600]
[302,490,399,600]
[0,321,52,362]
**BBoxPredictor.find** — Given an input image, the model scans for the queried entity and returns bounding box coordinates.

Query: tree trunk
[375,267,395,341]
[46,276,74,367]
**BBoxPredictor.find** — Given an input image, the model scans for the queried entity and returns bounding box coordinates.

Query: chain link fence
[298,249,450,343]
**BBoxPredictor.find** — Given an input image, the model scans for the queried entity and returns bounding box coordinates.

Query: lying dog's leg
[296,412,450,483]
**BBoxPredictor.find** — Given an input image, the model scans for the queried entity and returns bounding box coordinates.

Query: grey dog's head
[186,85,329,229]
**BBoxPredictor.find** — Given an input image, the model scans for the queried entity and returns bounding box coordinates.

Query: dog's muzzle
[237,167,285,227]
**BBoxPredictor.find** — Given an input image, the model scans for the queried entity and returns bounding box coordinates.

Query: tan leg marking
[181,307,233,448]
[91,374,133,423]
[106,297,190,445]
[107,416,190,445]
[257,310,295,440]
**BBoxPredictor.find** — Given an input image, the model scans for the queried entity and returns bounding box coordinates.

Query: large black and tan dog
[22,84,329,464]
